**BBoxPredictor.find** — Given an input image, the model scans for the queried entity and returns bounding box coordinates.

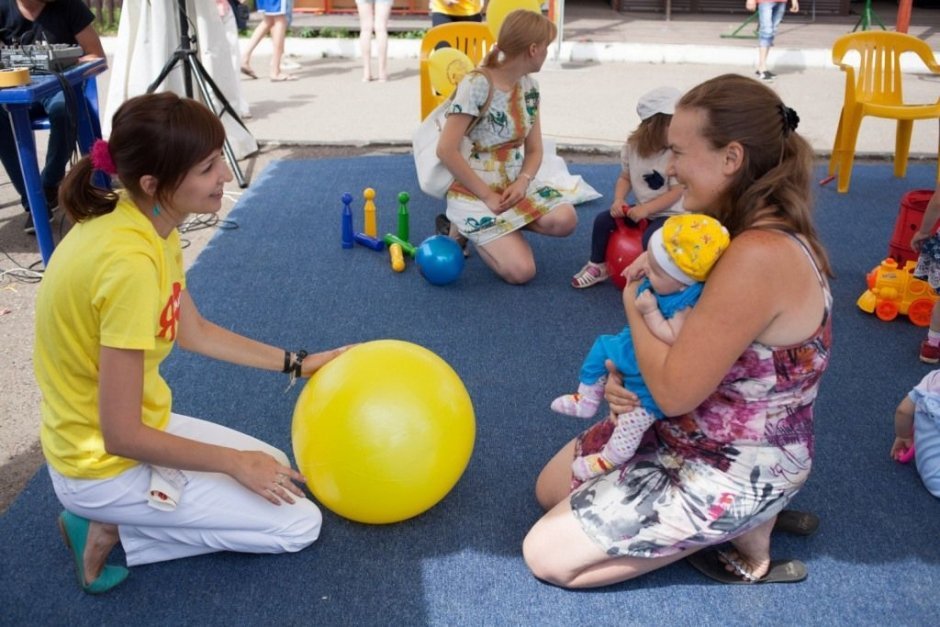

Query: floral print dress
[444,72,568,247]
[571,233,832,558]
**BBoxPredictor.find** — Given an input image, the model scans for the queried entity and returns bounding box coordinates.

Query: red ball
[605,218,646,290]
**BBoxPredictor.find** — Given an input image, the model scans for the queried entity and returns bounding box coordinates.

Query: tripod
[852,0,886,32]
[720,12,758,40]
[147,0,251,188]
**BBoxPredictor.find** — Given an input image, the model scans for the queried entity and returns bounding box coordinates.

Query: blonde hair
[482,10,556,69]
[628,113,671,159]
[678,73,831,276]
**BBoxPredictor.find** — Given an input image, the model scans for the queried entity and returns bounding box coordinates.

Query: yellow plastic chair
[419,22,494,121]
[828,31,940,193]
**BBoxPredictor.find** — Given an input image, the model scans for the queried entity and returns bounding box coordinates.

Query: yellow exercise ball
[485,0,543,40]
[291,340,476,524]
[428,47,475,98]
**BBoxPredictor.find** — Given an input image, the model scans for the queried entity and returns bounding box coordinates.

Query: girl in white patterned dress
[437,10,577,285]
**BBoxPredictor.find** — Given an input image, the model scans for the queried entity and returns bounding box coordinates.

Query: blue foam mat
[2,156,939,625]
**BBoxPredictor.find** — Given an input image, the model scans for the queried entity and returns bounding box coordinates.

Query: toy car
[857,258,939,326]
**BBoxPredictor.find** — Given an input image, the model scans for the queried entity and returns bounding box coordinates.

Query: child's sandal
[571,263,609,289]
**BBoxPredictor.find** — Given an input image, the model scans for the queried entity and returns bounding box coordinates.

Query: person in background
[241,0,296,81]
[0,0,105,234]
[436,10,577,285]
[570,86,685,289]
[891,370,940,498]
[356,0,392,82]
[429,0,484,28]
[908,182,940,364]
[746,0,799,81]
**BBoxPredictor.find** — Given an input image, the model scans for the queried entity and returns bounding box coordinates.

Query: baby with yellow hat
[551,213,730,484]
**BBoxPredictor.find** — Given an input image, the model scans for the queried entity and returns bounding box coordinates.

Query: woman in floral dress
[522,74,832,587]
[437,10,577,285]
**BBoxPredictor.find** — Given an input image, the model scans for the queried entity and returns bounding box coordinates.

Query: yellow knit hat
[649,214,730,285]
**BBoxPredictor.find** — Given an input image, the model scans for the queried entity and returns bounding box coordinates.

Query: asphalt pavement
[220,2,940,156]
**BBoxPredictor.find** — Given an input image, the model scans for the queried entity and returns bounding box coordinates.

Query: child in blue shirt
[892,370,940,498]
[552,214,730,483]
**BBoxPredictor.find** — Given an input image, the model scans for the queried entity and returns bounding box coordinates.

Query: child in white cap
[552,214,731,484]
[571,86,686,289]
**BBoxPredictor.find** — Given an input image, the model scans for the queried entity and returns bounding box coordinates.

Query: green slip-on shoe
[57,510,129,594]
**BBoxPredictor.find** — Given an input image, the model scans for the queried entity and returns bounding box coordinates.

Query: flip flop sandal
[686,549,807,585]
[773,510,820,536]
[240,65,258,79]
[270,74,299,82]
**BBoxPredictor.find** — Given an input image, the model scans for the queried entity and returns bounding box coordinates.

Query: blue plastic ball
[416,235,465,286]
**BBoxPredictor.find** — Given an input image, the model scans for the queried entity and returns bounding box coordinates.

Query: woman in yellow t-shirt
[35,92,350,594]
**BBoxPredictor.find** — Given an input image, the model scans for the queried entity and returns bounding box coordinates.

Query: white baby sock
[551,379,606,419]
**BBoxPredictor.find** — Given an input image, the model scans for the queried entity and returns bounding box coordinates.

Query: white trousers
[48,413,322,567]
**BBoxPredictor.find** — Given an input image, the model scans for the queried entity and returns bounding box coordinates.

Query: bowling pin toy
[363,187,377,238]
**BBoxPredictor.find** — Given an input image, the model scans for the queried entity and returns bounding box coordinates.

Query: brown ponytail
[59,157,119,222]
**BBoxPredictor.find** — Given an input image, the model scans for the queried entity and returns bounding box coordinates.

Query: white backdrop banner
[103,0,257,159]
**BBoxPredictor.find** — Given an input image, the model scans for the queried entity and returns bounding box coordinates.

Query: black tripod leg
[147,52,183,94]
[186,57,250,135]
[222,134,246,188]
[184,54,249,188]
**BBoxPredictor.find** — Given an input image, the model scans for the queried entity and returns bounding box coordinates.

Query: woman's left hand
[497,179,528,212]
[604,359,640,414]
[300,345,355,378]
[232,450,307,505]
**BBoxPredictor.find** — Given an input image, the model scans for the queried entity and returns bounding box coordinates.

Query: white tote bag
[412,70,494,199]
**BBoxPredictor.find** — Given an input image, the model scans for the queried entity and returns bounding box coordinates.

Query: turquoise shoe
[57,511,129,594]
